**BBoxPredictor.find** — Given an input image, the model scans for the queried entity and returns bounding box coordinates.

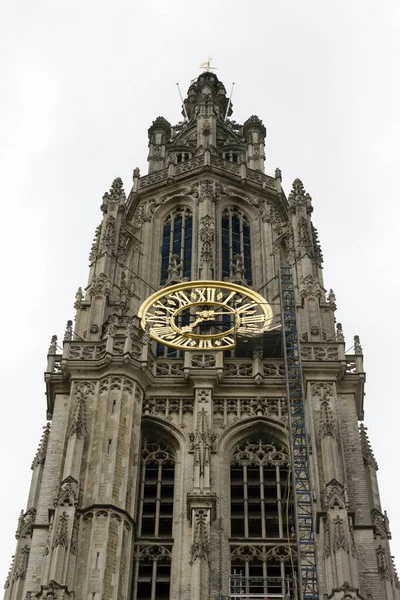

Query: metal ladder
[279,265,319,600]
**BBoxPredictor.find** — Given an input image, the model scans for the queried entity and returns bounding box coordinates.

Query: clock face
[138,280,273,350]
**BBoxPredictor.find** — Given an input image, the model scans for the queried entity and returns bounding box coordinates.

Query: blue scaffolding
[278,265,319,600]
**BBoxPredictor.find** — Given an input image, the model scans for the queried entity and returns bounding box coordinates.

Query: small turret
[148,116,171,173]
[243,115,266,172]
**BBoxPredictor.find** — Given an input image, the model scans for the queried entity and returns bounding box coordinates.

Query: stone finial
[275,167,282,181]
[327,289,336,307]
[133,167,140,179]
[31,423,51,469]
[359,423,378,470]
[64,320,73,341]
[101,177,126,212]
[288,178,312,209]
[48,335,58,355]
[354,335,363,355]
[336,323,345,342]
[74,287,83,309]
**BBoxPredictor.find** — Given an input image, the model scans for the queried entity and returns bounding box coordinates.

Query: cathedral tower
[4,72,399,600]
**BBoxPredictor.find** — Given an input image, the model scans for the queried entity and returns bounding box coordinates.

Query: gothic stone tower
[4,72,399,600]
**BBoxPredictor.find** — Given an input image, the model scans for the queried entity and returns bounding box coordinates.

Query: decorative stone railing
[300,343,343,362]
[135,152,276,192]
[300,342,364,375]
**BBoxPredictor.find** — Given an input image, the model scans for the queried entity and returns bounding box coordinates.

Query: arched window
[160,207,193,285]
[222,207,252,284]
[229,437,296,598]
[134,438,176,600]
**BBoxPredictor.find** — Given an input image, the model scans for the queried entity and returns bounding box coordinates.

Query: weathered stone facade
[3,72,399,600]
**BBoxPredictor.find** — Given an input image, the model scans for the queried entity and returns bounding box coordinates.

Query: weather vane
[199,58,217,72]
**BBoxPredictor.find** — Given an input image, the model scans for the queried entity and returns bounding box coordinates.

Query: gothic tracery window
[160,206,192,285]
[222,207,252,284]
[134,438,176,600]
[229,437,296,597]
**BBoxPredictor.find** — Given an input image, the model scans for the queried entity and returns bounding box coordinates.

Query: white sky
[1,0,399,585]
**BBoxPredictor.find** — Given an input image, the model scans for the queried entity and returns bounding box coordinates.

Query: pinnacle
[102,177,126,205]
[288,178,312,207]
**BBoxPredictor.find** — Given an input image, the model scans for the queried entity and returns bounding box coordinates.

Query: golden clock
[138,280,273,350]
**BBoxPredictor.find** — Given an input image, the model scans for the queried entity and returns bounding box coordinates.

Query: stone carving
[320,401,336,439]
[213,397,287,425]
[73,381,95,400]
[298,216,313,252]
[48,335,58,354]
[299,274,324,299]
[301,345,340,361]
[89,272,111,297]
[231,439,289,467]
[13,545,29,580]
[189,408,217,458]
[190,509,210,563]
[311,382,335,402]
[54,476,80,507]
[143,397,193,424]
[230,544,295,563]
[53,511,69,548]
[89,224,102,262]
[371,508,391,539]
[354,335,363,355]
[376,544,390,580]
[64,320,73,341]
[230,253,246,284]
[199,215,215,263]
[332,516,348,552]
[323,519,331,558]
[223,362,253,377]
[68,342,106,360]
[327,289,336,308]
[288,178,312,209]
[70,517,79,556]
[116,224,129,263]
[359,424,378,470]
[191,354,216,368]
[74,287,83,310]
[31,423,51,469]
[166,253,183,284]
[141,438,175,465]
[324,479,347,510]
[102,177,126,206]
[155,361,184,377]
[136,545,172,563]
[16,508,36,539]
[100,215,116,251]
[311,223,323,263]
[336,323,345,342]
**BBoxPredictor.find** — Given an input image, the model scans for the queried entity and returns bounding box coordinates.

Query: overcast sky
[1,0,399,585]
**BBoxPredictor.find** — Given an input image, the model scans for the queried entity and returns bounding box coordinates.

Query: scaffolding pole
[279,264,319,600]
